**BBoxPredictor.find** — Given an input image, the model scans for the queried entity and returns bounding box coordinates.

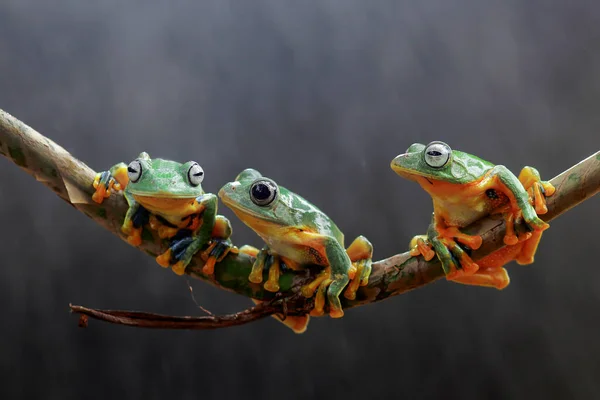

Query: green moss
[8,146,27,167]
[96,207,107,219]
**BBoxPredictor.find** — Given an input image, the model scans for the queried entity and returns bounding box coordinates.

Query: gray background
[1,1,599,399]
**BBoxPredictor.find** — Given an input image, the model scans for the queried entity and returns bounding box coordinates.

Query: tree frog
[219,168,373,326]
[391,141,555,289]
[92,152,234,276]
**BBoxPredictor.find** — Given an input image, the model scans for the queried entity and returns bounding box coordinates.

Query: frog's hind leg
[450,267,510,290]
[450,242,531,289]
[200,215,237,275]
[251,299,310,334]
[514,230,543,265]
[343,235,373,300]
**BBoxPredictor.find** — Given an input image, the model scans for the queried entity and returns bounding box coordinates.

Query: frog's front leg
[343,235,373,300]
[489,165,551,245]
[424,213,481,280]
[518,166,555,215]
[157,195,235,276]
[120,191,148,246]
[302,236,351,319]
[91,162,129,204]
[510,166,555,265]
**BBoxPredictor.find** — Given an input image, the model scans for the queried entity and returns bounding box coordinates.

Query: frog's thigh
[211,215,232,239]
[450,267,510,290]
[517,166,541,188]
[251,299,310,334]
[239,245,260,258]
[110,163,130,188]
[345,235,373,262]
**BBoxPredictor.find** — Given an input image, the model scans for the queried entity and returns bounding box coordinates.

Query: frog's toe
[155,249,172,268]
[301,268,330,298]
[312,278,331,316]
[171,260,187,276]
[326,277,349,319]
[126,229,143,246]
[519,166,556,215]
[201,239,235,275]
[525,216,549,233]
[409,235,436,261]
[263,255,281,293]
[448,243,479,276]
[360,259,372,287]
[92,171,116,204]
[344,259,372,300]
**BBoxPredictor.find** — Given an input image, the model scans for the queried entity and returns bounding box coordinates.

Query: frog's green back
[277,186,345,246]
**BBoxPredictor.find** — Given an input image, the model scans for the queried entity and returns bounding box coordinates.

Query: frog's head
[390,141,491,185]
[219,168,299,231]
[126,152,205,210]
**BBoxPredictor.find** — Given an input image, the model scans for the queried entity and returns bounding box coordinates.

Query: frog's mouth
[132,195,198,214]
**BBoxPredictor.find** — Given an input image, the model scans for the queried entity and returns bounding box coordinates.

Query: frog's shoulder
[279,189,344,243]
[452,150,495,182]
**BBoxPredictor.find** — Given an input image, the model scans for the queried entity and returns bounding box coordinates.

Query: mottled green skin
[219,168,355,316]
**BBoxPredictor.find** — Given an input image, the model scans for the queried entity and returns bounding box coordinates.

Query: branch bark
[1,108,599,327]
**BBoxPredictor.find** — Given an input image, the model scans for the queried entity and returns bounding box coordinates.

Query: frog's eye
[127,160,143,183]
[424,142,451,168]
[250,179,278,206]
[187,163,204,186]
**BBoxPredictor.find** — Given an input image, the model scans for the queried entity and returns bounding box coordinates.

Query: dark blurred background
[1,1,599,399]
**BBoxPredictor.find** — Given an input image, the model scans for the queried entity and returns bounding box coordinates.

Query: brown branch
[1,108,599,331]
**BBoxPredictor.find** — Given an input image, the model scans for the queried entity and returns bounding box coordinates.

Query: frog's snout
[390,154,407,171]
[218,181,240,199]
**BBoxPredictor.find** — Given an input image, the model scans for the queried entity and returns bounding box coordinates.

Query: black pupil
[194,171,203,176]
[252,183,272,201]
[427,150,442,156]
[128,166,137,173]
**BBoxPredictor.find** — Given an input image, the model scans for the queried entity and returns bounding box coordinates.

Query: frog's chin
[391,166,434,184]
[132,194,198,214]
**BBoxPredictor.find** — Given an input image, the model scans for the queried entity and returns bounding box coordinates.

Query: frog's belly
[262,237,327,268]
[434,196,492,227]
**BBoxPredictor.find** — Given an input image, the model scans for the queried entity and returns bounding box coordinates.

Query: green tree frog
[92,152,234,276]
[218,169,373,330]
[391,141,555,289]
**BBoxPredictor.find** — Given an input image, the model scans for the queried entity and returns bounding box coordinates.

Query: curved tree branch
[1,108,599,328]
